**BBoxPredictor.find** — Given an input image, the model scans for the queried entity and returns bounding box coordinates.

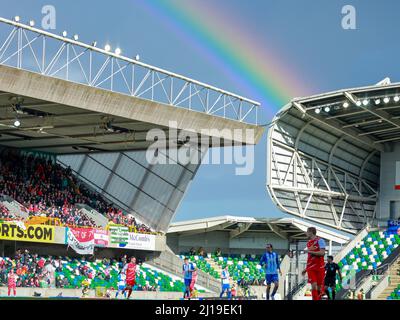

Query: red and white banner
[70,227,94,242]
[396,161,400,190]
[67,227,94,255]
[94,229,109,247]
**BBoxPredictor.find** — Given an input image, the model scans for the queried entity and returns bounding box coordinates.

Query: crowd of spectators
[0,250,159,292]
[189,247,207,258]
[0,249,115,289]
[0,149,154,233]
[0,249,57,289]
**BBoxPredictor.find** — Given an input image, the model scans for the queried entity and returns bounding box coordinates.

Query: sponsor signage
[0,222,54,243]
[94,229,109,247]
[387,220,400,235]
[118,232,156,251]
[109,225,129,244]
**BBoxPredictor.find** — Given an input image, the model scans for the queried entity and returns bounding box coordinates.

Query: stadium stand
[337,230,400,293]
[0,250,196,293]
[0,148,154,233]
[179,253,268,285]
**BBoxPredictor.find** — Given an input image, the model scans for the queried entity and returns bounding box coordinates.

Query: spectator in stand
[189,247,196,256]
[214,248,222,257]
[56,275,63,288]
[231,284,237,298]
[0,257,6,284]
[197,247,206,258]
[44,260,56,287]
[120,254,128,268]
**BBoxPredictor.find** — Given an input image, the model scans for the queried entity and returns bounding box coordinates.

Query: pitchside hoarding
[388,220,400,235]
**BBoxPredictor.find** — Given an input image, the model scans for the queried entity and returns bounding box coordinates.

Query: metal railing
[338,245,400,299]
[0,16,260,124]
[284,272,307,300]
[365,246,400,299]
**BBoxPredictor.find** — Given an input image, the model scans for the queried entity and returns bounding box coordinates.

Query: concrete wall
[0,287,216,300]
[379,143,400,223]
[0,240,159,262]
[167,231,289,255]
[0,223,166,254]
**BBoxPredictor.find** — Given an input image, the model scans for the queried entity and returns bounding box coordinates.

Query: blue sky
[2,0,400,223]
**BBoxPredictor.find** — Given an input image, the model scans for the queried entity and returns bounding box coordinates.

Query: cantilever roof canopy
[168,215,350,244]
[0,15,264,155]
[288,80,400,151]
[267,79,400,234]
[0,65,263,155]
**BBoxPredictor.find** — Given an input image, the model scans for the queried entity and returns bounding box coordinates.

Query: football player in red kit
[302,227,326,300]
[122,256,139,299]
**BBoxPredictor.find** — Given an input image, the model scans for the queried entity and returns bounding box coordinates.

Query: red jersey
[8,273,16,287]
[306,237,326,271]
[125,263,137,282]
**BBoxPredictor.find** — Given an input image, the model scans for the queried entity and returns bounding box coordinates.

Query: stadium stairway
[204,257,223,280]
[377,255,400,299]
[148,246,221,294]
[0,195,29,219]
[203,256,236,293]
[75,204,109,228]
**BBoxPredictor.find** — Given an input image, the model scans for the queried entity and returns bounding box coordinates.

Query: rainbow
[136,0,315,119]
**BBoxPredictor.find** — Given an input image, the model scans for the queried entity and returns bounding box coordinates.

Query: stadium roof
[0,17,264,155]
[267,79,400,234]
[168,215,350,244]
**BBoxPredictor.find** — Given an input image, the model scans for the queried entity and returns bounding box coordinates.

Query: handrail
[334,225,371,263]
[287,278,307,299]
[338,245,400,299]
[365,246,400,298]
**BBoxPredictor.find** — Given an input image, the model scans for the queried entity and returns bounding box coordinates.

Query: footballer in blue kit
[259,244,282,300]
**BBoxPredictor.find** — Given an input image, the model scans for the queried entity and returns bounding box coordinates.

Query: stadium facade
[267,80,400,234]
[0,16,263,235]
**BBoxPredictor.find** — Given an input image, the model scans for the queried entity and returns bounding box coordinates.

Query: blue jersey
[260,252,280,275]
[183,263,194,279]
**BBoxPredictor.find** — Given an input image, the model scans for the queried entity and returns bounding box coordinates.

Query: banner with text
[94,229,109,247]
[388,220,400,235]
[66,227,94,255]
[118,232,156,251]
[0,222,55,243]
